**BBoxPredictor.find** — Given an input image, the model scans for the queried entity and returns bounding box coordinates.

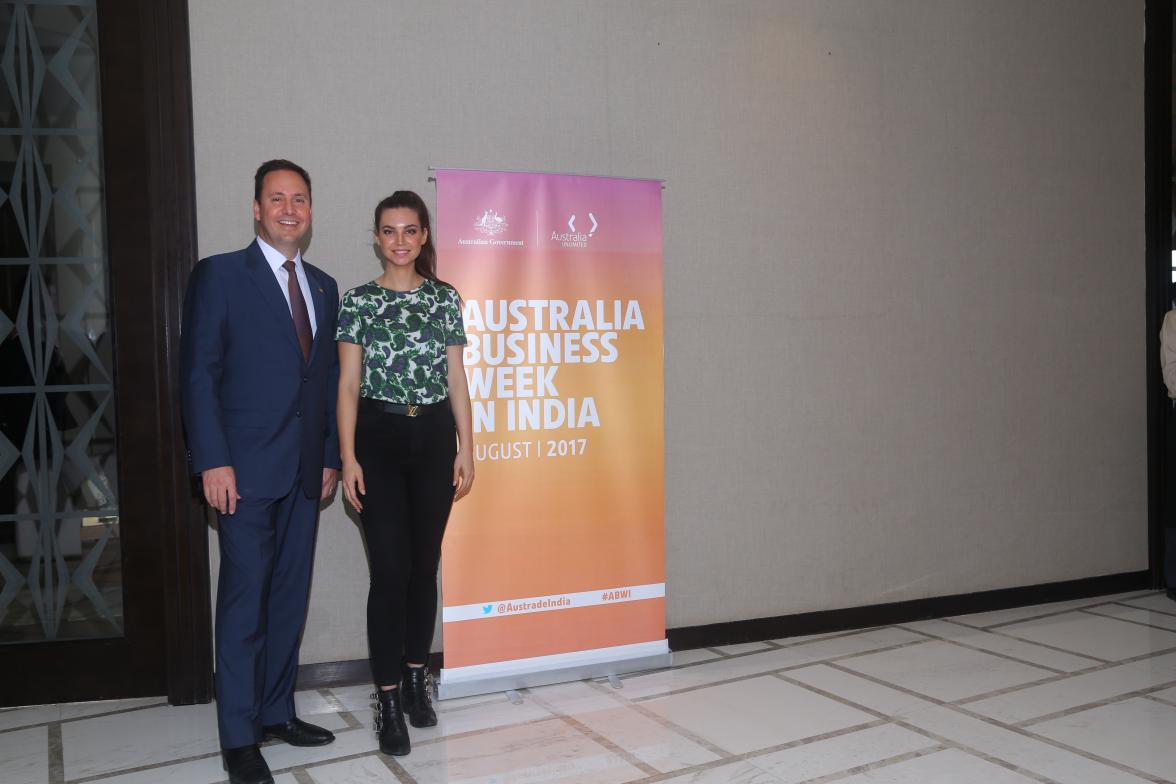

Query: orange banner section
[435,170,665,692]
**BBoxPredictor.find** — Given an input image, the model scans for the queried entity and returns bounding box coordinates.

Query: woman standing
[336,191,474,756]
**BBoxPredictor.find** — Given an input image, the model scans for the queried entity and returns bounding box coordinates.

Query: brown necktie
[283,259,313,361]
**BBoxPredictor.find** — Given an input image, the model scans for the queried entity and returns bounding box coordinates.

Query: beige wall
[188,0,1147,664]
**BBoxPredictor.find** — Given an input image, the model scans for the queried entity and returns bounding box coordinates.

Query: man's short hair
[253,159,312,202]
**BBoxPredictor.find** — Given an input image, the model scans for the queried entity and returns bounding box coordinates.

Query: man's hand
[202,466,240,515]
[321,468,339,500]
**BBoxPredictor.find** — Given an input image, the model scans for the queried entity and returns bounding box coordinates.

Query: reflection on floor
[6,590,1176,783]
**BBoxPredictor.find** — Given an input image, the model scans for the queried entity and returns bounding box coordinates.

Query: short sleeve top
[336,279,466,404]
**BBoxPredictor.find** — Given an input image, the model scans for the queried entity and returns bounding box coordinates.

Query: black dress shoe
[262,717,335,747]
[222,744,273,784]
[1167,588,1176,601]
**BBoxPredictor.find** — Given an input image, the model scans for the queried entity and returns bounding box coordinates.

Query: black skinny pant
[355,398,457,686]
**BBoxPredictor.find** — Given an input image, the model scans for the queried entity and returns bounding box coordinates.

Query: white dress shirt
[256,235,317,336]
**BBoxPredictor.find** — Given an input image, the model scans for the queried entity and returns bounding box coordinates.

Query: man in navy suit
[181,160,340,784]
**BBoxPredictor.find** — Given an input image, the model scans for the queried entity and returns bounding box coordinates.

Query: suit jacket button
[302,376,308,382]
[296,411,302,417]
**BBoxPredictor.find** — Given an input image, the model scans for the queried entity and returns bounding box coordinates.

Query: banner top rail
[428,166,665,186]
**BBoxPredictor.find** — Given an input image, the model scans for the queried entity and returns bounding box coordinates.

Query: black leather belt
[360,397,449,417]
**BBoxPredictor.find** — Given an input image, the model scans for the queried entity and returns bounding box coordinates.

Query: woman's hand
[342,460,366,512]
[453,450,475,501]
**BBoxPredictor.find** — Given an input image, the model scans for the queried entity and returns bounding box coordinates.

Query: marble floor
[7,590,1176,783]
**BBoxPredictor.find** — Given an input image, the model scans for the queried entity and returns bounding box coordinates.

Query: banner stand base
[439,640,671,700]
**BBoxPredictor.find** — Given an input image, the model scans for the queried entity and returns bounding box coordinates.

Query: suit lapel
[244,240,303,360]
[306,264,330,365]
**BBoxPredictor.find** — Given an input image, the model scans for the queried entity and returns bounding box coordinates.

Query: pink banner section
[435,169,663,255]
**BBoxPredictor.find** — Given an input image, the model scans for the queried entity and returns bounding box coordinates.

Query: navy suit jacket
[180,240,341,500]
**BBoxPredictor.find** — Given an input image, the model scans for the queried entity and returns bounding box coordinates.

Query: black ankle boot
[373,689,410,756]
[401,665,438,728]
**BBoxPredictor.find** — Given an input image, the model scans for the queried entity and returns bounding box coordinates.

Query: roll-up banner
[434,169,669,699]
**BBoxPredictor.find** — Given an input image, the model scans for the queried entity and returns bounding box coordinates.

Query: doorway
[0,0,210,706]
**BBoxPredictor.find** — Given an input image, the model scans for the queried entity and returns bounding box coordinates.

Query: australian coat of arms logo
[474,209,508,236]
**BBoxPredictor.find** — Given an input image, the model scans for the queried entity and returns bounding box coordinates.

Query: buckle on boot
[371,692,382,732]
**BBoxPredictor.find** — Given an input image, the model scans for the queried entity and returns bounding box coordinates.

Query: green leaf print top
[335,279,466,404]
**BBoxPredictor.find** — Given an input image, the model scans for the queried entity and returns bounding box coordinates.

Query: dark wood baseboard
[667,570,1150,651]
[296,653,445,691]
[295,570,1150,690]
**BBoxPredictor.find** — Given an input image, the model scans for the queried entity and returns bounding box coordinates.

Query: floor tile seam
[944,669,1083,708]
[1005,723,1174,783]
[617,636,825,683]
[717,643,787,658]
[520,679,627,711]
[944,744,1064,784]
[891,626,1072,675]
[973,625,1119,662]
[520,688,664,776]
[1112,599,1176,619]
[927,619,1103,669]
[65,749,224,784]
[626,628,885,683]
[814,659,1102,750]
[598,691,734,759]
[337,710,362,731]
[626,637,934,703]
[1142,692,1176,709]
[316,688,362,730]
[375,753,418,784]
[582,673,646,707]
[778,666,943,718]
[825,655,1063,709]
[417,694,499,717]
[921,700,1176,783]
[990,639,1176,679]
[975,593,1160,631]
[782,746,948,784]
[550,711,661,777]
[770,628,883,648]
[781,634,937,669]
[48,721,64,784]
[953,643,1176,711]
[291,768,315,784]
[1078,606,1176,632]
[624,754,780,783]
[65,725,370,784]
[768,672,1046,780]
[1013,678,1176,729]
[807,635,948,668]
[0,701,167,736]
[617,653,727,679]
[281,748,406,782]
[886,720,1060,784]
[624,719,899,784]
[410,712,562,748]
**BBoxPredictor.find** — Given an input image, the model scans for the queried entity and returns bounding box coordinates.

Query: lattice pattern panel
[0,0,122,643]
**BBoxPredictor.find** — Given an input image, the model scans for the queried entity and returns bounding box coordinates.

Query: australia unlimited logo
[552,212,598,248]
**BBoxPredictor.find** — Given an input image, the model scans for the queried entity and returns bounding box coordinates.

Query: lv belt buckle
[406,404,419,417]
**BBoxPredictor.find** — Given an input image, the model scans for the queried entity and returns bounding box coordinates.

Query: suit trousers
[214,473,318,749]
[356,399,457,686]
